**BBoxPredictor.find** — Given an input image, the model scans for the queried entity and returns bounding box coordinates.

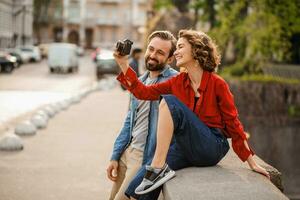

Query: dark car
[0,51,17,73]
[8,52,22,67]
[95,50,120,79]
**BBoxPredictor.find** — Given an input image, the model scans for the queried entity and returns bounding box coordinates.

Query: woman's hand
[247,155,270,179]
[113,50,129,74]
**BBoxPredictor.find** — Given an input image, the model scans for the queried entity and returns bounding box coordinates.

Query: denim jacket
[111,66,178,165]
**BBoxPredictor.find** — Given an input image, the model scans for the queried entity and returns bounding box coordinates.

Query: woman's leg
[135,95,229,195]
[150,95,222,169]
[151,98,174,168]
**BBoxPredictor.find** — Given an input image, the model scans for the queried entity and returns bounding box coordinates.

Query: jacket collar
[140,65,172,82]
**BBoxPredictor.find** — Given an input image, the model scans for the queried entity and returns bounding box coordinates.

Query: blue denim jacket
[111,66,178,165]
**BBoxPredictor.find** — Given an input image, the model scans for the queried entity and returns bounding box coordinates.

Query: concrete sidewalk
[0,88,129,200]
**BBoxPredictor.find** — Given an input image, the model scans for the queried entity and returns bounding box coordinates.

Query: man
[107,31,178,200]
[129,48,142,77]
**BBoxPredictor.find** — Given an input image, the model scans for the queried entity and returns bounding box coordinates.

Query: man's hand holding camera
[113,39,133,74]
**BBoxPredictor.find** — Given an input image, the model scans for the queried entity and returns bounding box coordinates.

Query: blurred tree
[172,0,190,13]
[149,0,300,71]
[209,0,300,73]
[153,0,173,11]
[190,0,217,29]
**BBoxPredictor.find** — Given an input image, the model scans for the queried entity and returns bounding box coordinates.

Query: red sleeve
[216,80,254,162]
[116,67,175,100]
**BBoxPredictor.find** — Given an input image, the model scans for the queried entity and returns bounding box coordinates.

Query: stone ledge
[163,143,288,200]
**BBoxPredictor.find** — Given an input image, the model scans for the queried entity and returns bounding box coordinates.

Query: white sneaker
[135,163,176,195]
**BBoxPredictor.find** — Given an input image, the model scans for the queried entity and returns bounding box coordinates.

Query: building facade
[0,0,33,48]
[37,0,148,49]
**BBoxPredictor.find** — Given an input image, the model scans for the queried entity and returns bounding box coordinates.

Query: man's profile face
[145,37,172,71]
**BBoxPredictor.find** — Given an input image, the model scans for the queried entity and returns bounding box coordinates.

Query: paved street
[0,56,132,200]
[0,56,96,130]
[0,55,131,199]
[0,87,129,200]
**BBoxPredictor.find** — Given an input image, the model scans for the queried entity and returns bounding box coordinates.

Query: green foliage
[153,0,173,11]
[155,0,300,74]
[239,74,300,84]
[288,105,300,117]
[220,73,300,84]
[221,63,245,77]
[213,0,300,73]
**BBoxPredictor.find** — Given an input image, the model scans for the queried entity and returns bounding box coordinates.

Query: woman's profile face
[174,37,194,68]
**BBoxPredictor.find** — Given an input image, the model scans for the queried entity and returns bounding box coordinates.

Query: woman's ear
[167,55,174,64]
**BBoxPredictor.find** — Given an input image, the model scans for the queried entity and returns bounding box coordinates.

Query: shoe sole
[135,170,176,195]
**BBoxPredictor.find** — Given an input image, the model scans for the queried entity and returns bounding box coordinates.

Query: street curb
[0,78,118,151]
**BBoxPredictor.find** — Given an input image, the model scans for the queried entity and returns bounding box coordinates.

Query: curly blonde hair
[178,30,221,72]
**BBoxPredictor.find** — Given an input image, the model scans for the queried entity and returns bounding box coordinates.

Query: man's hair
[131,48,142,56]
[147,30,177,58]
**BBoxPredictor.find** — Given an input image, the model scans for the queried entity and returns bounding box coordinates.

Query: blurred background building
[35,0,148,49]
[0,0,33,48]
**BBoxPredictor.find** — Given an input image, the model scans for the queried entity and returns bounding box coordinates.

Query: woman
[114,29,270,196]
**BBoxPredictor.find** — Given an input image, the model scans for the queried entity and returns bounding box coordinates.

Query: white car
[17,46,41,62]
[48,43,79,73]
[6,48,30,63]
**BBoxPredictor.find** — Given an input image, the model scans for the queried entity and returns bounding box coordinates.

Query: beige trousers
[109,146,143,200]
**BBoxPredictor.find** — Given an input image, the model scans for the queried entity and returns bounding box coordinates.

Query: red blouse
[117,67,254,162]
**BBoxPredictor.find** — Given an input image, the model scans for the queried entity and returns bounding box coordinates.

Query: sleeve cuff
[233,139,255,162]
[116,67,138,90]
[110,153,120,161]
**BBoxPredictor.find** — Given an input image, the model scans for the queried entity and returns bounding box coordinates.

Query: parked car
[95,49,119,79]
[6,51,22,67]
[48,43,79,73]
[0,51,17,73]
[17,46,41,62]
[6,48,30,63]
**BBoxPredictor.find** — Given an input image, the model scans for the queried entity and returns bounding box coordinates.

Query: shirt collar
[183,70,211,92]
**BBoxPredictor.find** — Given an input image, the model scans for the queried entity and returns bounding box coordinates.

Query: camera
[116,39,133,56]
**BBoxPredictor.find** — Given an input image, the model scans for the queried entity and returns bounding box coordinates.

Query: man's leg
[114,147,143,200]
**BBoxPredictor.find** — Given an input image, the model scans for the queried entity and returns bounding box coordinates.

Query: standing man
[107,31,178,200]
[129,48,142,77]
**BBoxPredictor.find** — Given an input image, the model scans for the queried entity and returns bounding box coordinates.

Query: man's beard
[145,56,167,71]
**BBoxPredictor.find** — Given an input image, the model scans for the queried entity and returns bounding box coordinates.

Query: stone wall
[228,80,300,199]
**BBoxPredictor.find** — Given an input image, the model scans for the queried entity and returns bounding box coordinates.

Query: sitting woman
[114,29,270,196]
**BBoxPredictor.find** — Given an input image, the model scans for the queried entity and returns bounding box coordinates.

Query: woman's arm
[216,80,254,161]
[216,80,269,179]
[114,50,176,100]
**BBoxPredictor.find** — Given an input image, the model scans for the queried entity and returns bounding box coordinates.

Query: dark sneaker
[135,163,175,195]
